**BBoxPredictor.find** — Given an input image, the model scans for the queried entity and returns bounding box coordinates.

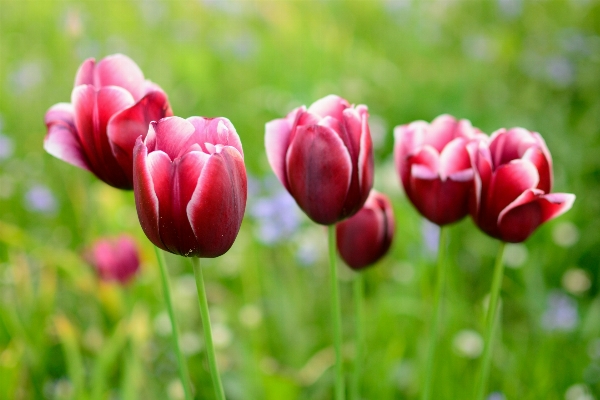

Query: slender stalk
[154,246,192,400]
[328,225,345,400]
[474,242,506,400]
[192,257,226,400]
[422,226,447,400]
[351,274,364,400]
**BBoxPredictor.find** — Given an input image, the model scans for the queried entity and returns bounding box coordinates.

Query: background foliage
[0,0,598,399]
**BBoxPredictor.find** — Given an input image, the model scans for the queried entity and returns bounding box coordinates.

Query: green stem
[351,274,364,400]
[328,225,345,400]
[154,246,193,400]
[192,257,226,400]
[422,226,447,400]
[474,242,506,400]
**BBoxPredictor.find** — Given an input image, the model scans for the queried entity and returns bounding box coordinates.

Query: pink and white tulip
[85,235,140,284]
[394,114,483,226]
[44,54,172,189]
[468,127,575,243]
[265,95,374,225]
[133,116,247,258]
[336,190,395,270]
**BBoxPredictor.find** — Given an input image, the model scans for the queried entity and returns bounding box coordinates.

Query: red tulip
[85,235,140,284]
[394,114,484,226]
[133,116,247,258]
[336,190,395,270]
[468,127,575,243]
[44,54,173,189]
[265,94,374,225]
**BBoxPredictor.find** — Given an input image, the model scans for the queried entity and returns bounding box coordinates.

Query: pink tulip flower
[468,127,575,243]
[336,190,395,270]
[394,114,484,226]
[44,54,172,189]
[85,235,140,284]
[133,116,247,257]
[265,94,374,225]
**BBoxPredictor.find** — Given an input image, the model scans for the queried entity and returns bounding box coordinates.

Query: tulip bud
[468,127,575,243]
[85,235,140,284]
[394,114,484,226]
[44,54,173,189]
[265,94,374,225]
[133,116,247,258]
[336,190,395,270]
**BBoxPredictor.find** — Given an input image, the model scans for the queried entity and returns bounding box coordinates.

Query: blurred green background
[0,0,598,399]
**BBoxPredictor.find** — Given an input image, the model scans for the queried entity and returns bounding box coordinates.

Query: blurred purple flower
[487,392,506,400]
[542,291,578,332]
[421,219,440,256]
[249,188,300,245]
[0,133,14,160]
[25,184,57,214]
[497,0,522,18]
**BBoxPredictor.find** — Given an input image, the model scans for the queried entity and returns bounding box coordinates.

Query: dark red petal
[522,146,552,193]
[74,58,95,86]
[94,54,146,100]
[265,107,304,190]
[285,125,352,225]
[188,116,244,158]
[44,103,91,171]
[187,147,247,258]
[497,192,575,243]
[409,175,471,225]
[486,160,539,219]
[307,94,349,121]
[489,128,536,167]
[133,139,166,251]
[151,117,196,160]
[107,90,172,183]
[356,108,374,212]
[336,207,383,269]
[467,139,493,216]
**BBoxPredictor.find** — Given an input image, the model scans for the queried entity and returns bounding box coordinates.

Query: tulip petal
[93,54,146,100]
[188,147,247,257]
[74,58,95,86]
[489,127,537,167]
[286,124,352,225]
[439,137,471,179]
[150,117,196,160]
[424,114,460,152]
[410,175,472,225]
[307,94,349,121]
[108,90,172,182]
[522,146,552,193]
[337,207,383,269]
[133,139,166,251]
[356,109,374,211]
[72,85,135,188]
[498,191,576,243]
[265,107,303,190]
[188,116,244,158]
[467,139,493,215]
[44,103,91,171]
[487,159,539,218]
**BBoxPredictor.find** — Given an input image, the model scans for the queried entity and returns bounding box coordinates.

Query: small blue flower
[0,133,14,161]
[542,290,578,332]
[25,184,58,214]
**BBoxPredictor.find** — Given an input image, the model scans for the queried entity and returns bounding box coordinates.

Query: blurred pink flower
[85,235,140,284]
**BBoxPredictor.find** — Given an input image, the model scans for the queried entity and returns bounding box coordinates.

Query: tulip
[133,116,247,258]
[265,94,374,225]
[468,127,575,243]
[336,190,394,270]
[85,235,140,284]
[44,54,172,189]
[394,114,484,226]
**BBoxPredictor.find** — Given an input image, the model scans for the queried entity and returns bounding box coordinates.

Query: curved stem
[474,242,506,400]
[154,246,193,400]
[422,226,447,400]
[329,225,345,400]
[351,274,364,400]
[192,257,226,400]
